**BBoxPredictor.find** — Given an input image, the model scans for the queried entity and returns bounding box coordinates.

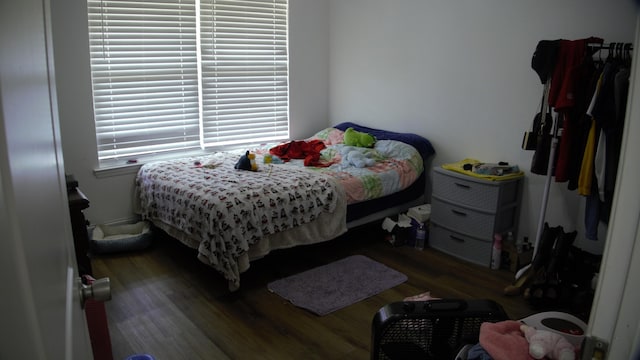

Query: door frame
[586,14,640,360]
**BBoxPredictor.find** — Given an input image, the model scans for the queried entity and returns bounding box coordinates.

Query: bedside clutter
[382,204,431,249]
[502,235,534,273]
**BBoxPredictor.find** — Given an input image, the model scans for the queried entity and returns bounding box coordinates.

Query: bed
[135,122,435,290]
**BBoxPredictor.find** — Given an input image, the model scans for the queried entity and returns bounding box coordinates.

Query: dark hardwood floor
[92,223,537,360]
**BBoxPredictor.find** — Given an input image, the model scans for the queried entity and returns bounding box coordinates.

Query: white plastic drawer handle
[451,209,467,217]
[454,182,471,189]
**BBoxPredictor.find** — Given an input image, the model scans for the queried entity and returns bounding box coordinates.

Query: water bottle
[415,223,426,250]
[491,233,502,269]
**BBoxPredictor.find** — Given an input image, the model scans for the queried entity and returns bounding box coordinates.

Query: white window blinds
[87,0,288,163]
[199,0,289,146]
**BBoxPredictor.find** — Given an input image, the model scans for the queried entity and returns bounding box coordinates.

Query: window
[87,0,289,166]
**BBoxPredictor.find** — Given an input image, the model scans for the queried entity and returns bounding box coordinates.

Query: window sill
[92,145,253,179]
[93,147,218,178]
[93,163,142,179]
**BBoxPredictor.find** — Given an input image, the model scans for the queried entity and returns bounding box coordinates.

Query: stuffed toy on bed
[234,151,258,171]
[344,127,376,148]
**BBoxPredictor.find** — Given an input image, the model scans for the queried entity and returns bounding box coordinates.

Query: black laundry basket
[371,299,508,360]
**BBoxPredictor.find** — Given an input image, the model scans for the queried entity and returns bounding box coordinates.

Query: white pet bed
[90,221,153,254]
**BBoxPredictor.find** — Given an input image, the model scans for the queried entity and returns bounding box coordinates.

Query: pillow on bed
[333,122,436,161]
[308,127,345,145]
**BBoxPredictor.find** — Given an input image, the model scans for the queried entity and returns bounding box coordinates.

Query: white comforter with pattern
[136,152,347,289]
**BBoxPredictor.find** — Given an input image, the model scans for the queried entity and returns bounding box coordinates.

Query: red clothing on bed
[269,139,330,167]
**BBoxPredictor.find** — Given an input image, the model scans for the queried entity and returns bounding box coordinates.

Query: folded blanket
[442,158,524,181]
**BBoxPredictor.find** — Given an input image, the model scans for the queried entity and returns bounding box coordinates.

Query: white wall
[50,0,330,225]
[51,0,636,252]
[328,0,637,252]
